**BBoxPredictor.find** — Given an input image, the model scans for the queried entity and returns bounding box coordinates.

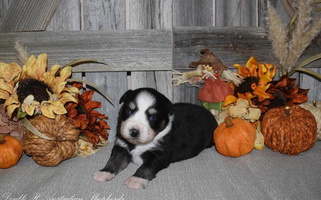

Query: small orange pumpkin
[0,134,23,169]
[214,116,256,157]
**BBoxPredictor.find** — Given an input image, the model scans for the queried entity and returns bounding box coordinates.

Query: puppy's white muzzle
[120,120,156,145]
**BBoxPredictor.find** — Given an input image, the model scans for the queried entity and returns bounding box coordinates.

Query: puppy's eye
[125,107,132,115]
[149,115,156,122]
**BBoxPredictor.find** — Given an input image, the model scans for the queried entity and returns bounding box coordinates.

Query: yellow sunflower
[0,53,78,119]
[224,57,276,107]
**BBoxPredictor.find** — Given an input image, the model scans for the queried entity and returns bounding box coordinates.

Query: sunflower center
[234,76,259,95]
[17,78,53,103]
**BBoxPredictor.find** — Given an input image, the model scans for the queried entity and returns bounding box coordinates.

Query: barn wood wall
[0,0,320,140]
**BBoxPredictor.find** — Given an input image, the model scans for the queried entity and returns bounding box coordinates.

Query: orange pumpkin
[262,106,316,155]
[214,116,256,157]
[0,134,23,169]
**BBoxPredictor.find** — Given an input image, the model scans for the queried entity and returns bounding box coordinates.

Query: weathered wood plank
[0,0,62,32]
[46,0,81,31]
[173,83,201,105]
[51,0,128,140]
[85,72,127,141]
[257,0,267,27]
[258,0,291,27]
[300,69,321,101]
[1,27,319,71]
[0,0,12,25]
[127,0,172,29]
[83,0,126,30]
[130,71,157,89]
[0,29,172,72]
[173,26,321,69]
[172,0,214,27]
[215,0,257,26]
[129,71,172,100]
[172,0,213,103]
[127,0,173,102]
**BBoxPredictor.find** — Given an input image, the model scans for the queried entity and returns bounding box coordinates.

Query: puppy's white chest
[131,149,144,166]
[131,144,155,166]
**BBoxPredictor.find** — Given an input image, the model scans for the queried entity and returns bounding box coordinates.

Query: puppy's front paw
[125,176,149,190]
[93,171,114,182]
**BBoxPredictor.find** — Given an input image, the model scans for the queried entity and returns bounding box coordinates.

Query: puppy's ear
[119,90,133,104]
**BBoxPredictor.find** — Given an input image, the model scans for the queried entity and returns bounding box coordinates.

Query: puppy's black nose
[129,129,139,138]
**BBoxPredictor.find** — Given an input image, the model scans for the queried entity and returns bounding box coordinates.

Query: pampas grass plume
[267,0,321,76]
[286,0,321,70]
[267,2,289,71]
[14,41,30,65]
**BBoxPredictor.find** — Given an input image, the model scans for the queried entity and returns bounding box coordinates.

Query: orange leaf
[83,101,102,111]
[80,90,94,101]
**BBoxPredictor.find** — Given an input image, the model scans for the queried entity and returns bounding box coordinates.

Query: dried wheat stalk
[267,0,321,77]
[14,41,30,65]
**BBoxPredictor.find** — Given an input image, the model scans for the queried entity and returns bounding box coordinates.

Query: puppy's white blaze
[132,91,155,127]
[131,115,174,166]
[121,91,157,144]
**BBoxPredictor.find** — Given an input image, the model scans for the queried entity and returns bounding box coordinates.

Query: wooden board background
[0,0,320,140]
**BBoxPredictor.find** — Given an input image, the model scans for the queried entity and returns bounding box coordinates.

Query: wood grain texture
[46,0,81,31]
[127,0,173,101]
[130,71,173,100]
[172,0,214,103]
[257,0,267,27]
[0,0,12,24]
[173,26,321,69]
[268,0,290,23]
[172,83,201,104]
[80,0,127,139]
[0,30,172,72]
[83,0,126,30]
[172,0,214,27]
[127,0,172,29]
[300,69,321,102]
[0,0,62,32]
[0,0,320,104]
[174,26,271,68]
[215,0,257,26]
[85,71,127,141]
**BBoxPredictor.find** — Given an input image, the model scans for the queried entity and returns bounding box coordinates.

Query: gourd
[0,134,23,169]
[214,116,256,157]
[262,106,317,155]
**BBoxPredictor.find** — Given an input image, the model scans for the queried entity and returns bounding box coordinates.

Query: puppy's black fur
[94,88,217,189]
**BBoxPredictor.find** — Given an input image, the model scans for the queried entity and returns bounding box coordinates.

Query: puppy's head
[118,88,173,145]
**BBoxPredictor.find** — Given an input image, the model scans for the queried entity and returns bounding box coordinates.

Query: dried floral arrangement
[173,49,318,156]
[173,1,321,157]
[267,0,321,142]
[0,42,112,167]
[267,0,321,79]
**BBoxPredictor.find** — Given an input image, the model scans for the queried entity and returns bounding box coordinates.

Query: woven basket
[262,106,317,155]
[22,115,79,166]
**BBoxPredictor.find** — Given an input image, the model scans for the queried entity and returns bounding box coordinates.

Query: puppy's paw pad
[125,176,149,190]
[93,171,114,182]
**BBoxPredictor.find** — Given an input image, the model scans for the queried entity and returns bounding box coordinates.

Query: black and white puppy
[93,88,217,189]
